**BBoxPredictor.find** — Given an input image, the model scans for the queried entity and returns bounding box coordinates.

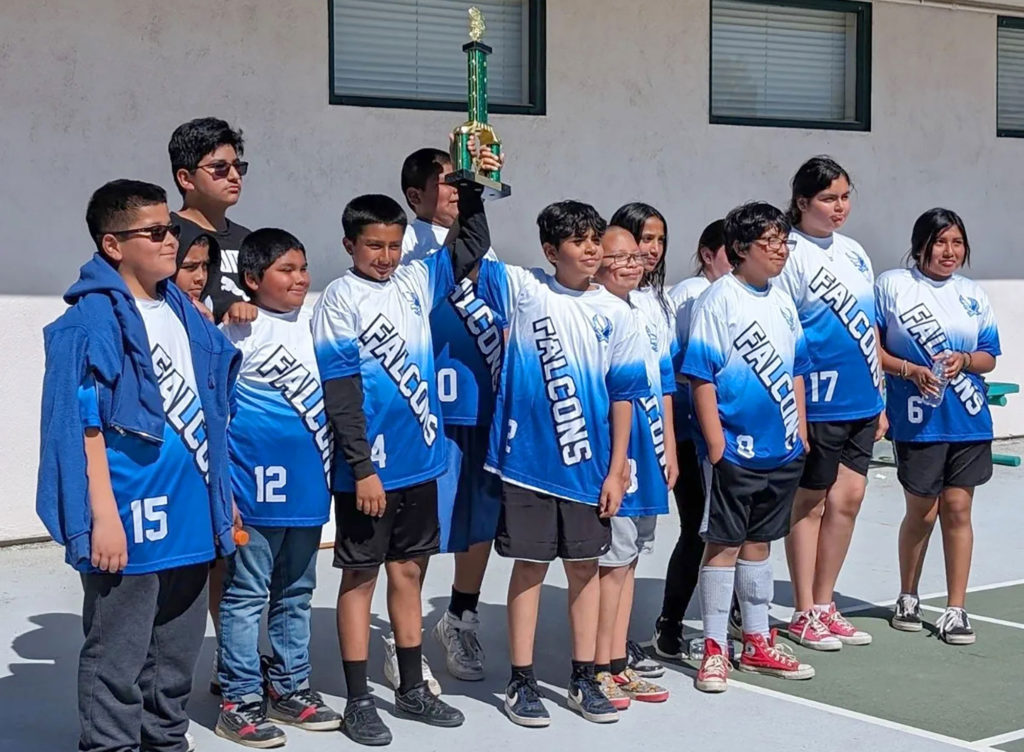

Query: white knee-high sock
[735,558,773,638]
[699,566,736,650]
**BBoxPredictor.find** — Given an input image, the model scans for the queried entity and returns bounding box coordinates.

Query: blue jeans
[218,525,321,700]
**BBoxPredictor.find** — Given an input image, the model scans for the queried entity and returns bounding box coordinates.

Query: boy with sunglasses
[684,202,815,693]
[37,179,241,751]
[169,117,257,324]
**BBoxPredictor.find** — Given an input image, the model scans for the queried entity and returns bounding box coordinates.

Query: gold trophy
[447,7,511,199]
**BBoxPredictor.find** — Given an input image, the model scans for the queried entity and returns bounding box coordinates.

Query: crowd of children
[35,117,1002,751]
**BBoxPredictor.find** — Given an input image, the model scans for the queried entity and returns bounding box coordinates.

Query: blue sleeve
[425,249,456,311]
[476,258,512,324]
[312,290,362,381]
[78,377,101,429]
[874,280,888,334]
[608,315,651,402]
[794,329,813,377]
[682,305,725,382]
[659,355,676,396]
[977,297,1001,357]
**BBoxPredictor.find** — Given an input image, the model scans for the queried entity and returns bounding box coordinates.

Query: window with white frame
[329,0,545,114]
[710,0,871,130]
[998,17,1024,137]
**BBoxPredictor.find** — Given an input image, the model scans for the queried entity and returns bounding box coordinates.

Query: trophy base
[446,169,511,201]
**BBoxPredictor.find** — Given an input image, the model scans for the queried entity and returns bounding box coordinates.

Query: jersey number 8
[737,435,755,459]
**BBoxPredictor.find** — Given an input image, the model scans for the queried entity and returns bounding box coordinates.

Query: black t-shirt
[171,212,252,320]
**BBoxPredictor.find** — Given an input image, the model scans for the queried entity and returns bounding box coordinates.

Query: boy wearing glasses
[36,179,240,751]
[169,117,256,324]
[684,202,814,693]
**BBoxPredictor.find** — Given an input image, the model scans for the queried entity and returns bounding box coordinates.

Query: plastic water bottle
[688,637,736,662]
[921,350,951,408]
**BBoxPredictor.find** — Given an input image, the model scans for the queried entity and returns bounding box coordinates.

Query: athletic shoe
[567,672,619,723]
[694,639,730,693]
[215,698,287,748]
[394,682,465,727]
[626,639,665,678]
[787,610,843,651]
[652,617,686,661]
[891,593,923,632]
[819,602,872,645]
[342,696,392,747]
[728,597,743,641]
[504,676,551,728]
[382,633,441,697]
[738,630,815,680]
[595,671,631,710]
[210,650,222,695]
[612,667,669,702]
[267,686,342,731]
[936,606,976,645]
[432,609,485,681]
[186,730,196,752]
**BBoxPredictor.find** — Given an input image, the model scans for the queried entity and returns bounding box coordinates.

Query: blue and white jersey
[667,276,711,442]
[683,274,811,470]
[222,308,332,526]
[402,219,503,426]
[312,253,454,491]
[774,230,883,422]
[476,261,650,505]
[620,291,675,517]
[78,298,214,574]
[876,268,1001,442]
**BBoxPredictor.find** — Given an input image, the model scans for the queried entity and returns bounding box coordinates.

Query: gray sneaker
[382,633,441,696]
[215,696,286,749]
[891,593,923,632]
[433,610,485,681]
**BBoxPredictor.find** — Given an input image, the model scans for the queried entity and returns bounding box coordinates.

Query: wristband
[965,352,973,372]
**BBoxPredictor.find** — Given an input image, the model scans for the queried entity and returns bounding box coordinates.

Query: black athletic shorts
[495,482,611,562]
[800,416,879,490]
[332,480,440,569]
[894,441,993,498]
[702,456,806,546]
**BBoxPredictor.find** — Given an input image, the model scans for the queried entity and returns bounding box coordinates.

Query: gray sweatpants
[78,563,209,752]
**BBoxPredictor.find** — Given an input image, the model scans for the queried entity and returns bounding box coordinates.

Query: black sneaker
[342,696,392,747]
[936,606,976,645]
[504,676,551,728]
[567,672,618,724]
[728,596,743,640]
[652,618,685,661]
[215,698,286,749]
[626,640,665,678]
[394,683,465,727]
[891,593,923,632]
[268,685,342,731]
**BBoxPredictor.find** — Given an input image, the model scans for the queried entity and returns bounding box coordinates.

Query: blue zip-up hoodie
[36,254,241,572]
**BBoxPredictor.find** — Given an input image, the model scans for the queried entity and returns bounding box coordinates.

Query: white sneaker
[433,610,485,681]
[382,633,441,696]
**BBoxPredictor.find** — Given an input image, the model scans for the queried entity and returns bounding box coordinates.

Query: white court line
[919,604,1024,631]
[842,578,1024,616]
[726,679,986,751]
[974,727,1024,747]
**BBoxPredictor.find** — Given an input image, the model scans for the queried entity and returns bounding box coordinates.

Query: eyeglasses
[195,160,249,179]
[603,252,649,269]
[754,237,798,252]
[102,224,181,243]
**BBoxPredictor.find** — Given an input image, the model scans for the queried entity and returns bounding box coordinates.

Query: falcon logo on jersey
[591,314,612,344]
[959,295,982,318]
[449,278,503,390]
[780,306,796,333]
[807,267,881,387]
[257,345,334,481]
[734,322,801,450]
[403,290,422,316]
[845,250,871,280]
[152,345,210,480]
[360,314,439,445]
[534,317,592,465]
[898,303,984,416]
[639,395,668,482]
[645,322,659,352]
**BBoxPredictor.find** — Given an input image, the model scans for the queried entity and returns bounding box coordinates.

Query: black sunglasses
[103,224,182,243]
[195,160,249,179]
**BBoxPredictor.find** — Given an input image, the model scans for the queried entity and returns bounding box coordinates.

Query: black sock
[511,664,535,683]
[395,645,423,694]
[343,660,369,699]
[610,657,628,676]
[571,660,594,678]
[449,587,480,617]
[594,663,611,675]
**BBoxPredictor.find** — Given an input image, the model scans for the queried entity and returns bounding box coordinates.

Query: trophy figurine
[447,6,511,199]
